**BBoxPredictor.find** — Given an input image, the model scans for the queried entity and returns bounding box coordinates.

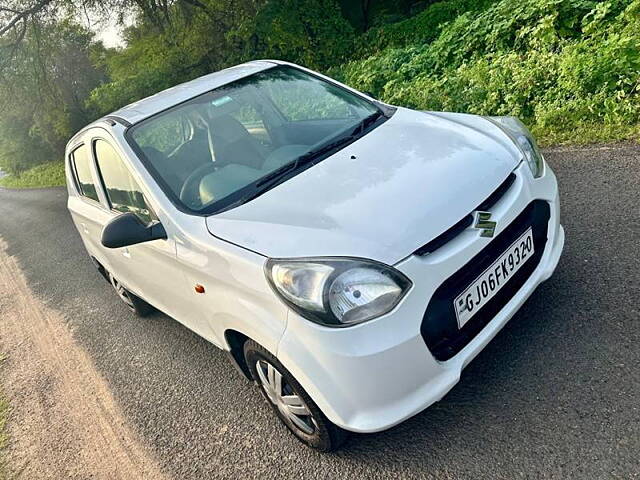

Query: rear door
[67,141,113,264]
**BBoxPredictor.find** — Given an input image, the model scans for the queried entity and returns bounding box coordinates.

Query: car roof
[108,60,278,126]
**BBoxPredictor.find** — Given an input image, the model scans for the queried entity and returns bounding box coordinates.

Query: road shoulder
[0,238,165,479]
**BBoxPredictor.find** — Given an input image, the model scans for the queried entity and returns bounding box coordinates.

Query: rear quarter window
[70,145,99,202]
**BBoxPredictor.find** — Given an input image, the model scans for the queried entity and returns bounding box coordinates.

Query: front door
[91,137,193,325]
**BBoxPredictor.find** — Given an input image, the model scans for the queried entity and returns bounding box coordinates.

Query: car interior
[140,99,358,210]
[131,69,371,212]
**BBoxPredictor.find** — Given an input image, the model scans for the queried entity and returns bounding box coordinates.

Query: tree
[0,0,54,38]
[0,19,106,173]
[0,0,360,174]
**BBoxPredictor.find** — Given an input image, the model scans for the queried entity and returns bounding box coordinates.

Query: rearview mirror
[101,212,167,249]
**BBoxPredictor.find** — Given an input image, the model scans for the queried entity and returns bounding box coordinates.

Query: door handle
[80,222,89,234]
[122,247,131,258]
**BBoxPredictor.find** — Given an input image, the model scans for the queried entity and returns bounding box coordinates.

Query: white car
[66,60,564,451]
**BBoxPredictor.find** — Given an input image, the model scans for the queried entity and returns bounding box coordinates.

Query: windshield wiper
[353,110,384,136]
[288,110,384,169]
[222,160,311,210]
[293,134,357,166]
[228,136,354,210]
[255,161,299,188]
[256,110,384,188]
[223,110,386,211]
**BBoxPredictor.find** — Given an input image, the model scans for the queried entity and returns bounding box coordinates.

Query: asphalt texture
[0,145,638,479]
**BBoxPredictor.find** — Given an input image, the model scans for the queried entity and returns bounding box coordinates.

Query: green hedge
[350,0,495,59]
[0,162,66,188]
[332,0,640,144]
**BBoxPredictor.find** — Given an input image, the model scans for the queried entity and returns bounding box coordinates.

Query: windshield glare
[128,66,381,214]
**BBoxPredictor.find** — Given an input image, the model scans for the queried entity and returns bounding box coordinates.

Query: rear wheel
[243,339,348,451]
[107,272,154,317]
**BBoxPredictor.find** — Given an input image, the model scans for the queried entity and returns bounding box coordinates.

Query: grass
[0,356,8,479]
[0,162,65,189]
[532,122,640,147]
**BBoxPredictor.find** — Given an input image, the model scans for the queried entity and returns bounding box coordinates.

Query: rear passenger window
[71,145,99,202]
[94,139,154,224]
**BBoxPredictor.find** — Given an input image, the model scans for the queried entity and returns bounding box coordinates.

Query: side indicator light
[195,284,205,294]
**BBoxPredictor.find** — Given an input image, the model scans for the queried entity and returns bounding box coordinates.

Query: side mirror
[101,212,167,249]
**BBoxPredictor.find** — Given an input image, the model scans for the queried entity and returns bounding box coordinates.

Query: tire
[107,272,155,317]
[244,339,348,452]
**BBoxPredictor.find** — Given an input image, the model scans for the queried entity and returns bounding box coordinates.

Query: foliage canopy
[0,0,639,175]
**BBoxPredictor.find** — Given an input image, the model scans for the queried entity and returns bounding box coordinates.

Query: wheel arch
[224,329,253,380]
[89,256,111,284]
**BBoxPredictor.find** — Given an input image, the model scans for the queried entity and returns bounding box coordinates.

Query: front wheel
[107,272,154,317]
[244,340,348,452]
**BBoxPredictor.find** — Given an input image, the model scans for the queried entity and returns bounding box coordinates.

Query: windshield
[127,66,386,214]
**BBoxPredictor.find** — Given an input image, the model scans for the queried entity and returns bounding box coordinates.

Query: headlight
[486,116,544,178]
[265,257,412,327]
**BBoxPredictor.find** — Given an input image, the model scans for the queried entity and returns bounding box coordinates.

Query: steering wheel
[179,163,218,209]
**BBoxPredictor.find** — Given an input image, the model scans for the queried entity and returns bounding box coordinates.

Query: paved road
[0,145,639,478]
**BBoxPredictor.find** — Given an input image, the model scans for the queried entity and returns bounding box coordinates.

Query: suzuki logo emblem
[473,211,497,238]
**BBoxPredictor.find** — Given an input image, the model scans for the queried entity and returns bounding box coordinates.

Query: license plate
[455,228,534,328]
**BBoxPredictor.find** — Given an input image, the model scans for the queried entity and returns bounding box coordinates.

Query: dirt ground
[0,238,165,479]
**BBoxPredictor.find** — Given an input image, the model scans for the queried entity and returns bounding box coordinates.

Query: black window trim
[123,64,395,217]
[68,144,84,194]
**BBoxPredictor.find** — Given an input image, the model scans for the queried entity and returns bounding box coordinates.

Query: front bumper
[276,162,564,433]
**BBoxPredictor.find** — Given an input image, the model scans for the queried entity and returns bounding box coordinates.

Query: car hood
[206,108,522,265]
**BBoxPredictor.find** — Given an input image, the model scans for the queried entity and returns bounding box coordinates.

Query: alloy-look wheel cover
[255,359,317,435]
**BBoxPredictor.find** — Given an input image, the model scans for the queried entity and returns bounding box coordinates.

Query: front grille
[476,172,516,211]
[415,173,516,256]
[420,200,550,361]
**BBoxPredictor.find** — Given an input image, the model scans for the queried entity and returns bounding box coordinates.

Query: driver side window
[94,139,154,225]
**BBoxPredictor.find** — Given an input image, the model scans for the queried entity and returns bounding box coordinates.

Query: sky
[89,11,134,48]
[96,18,125,48]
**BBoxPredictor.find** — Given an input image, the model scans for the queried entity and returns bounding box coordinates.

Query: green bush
[334,0,640,144]
[0,162,66,189]
[4,0,638,183]
[350,0,495,59]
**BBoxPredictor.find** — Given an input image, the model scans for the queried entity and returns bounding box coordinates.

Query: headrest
[208,114,250,144]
